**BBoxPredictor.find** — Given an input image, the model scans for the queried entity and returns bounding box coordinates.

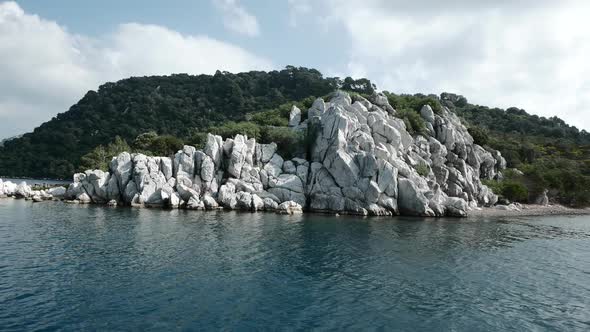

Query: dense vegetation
[0,67,373,179]
[1,66,589,206]
[444,93,590,206]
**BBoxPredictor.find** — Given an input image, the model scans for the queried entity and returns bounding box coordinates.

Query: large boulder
[228,135,249,178]
[1,180,17,196]
[110,152,133,190]
[420,105,435,124]
[397,178,434,216]
[277,201,303,215]
[48,186,67,198]
[252,194,264,211]
[203,134,223,168]
[174,145,197,184]
[444,197,469,217]
[289,105,302,127]
[218,183,237,209]
[534,189,549,206]
[15,182,32,198]
[236,191,253,210]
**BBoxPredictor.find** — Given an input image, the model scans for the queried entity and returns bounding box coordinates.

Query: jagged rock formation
[64,91,505,217]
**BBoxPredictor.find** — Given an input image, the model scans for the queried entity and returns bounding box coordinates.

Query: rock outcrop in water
[0,179,66,201]
[62,91,504,217]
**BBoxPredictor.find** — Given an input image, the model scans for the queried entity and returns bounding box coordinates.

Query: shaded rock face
[66,91,505,217]
[302,92,504,216]
[534,189,549,206]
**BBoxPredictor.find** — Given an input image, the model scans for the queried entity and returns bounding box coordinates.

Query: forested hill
[1,66,589,205]
[0,67,374,178]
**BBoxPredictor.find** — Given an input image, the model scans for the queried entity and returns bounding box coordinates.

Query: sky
[1,0,590,138]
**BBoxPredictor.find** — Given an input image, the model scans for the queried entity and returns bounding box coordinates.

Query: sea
[0,198,589,331]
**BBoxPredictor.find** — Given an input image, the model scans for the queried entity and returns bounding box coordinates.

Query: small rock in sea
[277,201,303,215]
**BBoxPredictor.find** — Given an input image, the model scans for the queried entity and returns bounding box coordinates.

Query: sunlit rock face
[66,91,505,217]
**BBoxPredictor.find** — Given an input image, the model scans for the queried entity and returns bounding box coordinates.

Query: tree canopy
[0,67,372,178]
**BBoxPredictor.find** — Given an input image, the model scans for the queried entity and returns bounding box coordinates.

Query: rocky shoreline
[3,91,511,217]
[469,204,590,218]
[2,188,588,219]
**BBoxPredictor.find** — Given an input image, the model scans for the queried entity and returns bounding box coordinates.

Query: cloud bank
[212,0,260,37]
[293,0,590,131]
[0,1,271,137]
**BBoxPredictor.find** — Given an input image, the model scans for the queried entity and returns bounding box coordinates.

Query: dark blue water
[1,198,589,331]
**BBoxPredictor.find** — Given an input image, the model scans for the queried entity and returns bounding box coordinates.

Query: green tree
[79,136,130,171]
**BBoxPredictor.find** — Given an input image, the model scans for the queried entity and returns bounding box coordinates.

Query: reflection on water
[0,199,589,331]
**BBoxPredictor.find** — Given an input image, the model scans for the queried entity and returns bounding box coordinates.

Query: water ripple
[0,199,589,331]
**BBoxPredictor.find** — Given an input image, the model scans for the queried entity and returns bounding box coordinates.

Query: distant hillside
[1,67,589,205]
[0,135,22,147]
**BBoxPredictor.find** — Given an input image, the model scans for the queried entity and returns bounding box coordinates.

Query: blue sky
[1,0,590,137]
[15,1,337,69]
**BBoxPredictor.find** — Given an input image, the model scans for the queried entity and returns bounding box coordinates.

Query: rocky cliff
[63,91,505,217]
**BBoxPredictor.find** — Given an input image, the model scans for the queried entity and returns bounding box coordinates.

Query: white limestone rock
[168,192,182,209]
[283,160,296,174]
[252,194,264,211]
[110,152,133,190]
[308,98,326,118]
[1,180,17,196]
[236,191,253,210]
[15,182,32,198]
[277,200,303,215]
[264,153,284,178]
[228,135,248,178]
[534,189,550,206]
[202,193,219,209]
[289,105,302,127]
[160,157,173,180]
[203,133,223,168]
[63,91,507,217]
[77,192,92,204]
[123,181,139,203]
[397,178,435,216]
[48,186,67,198]
[259,143,277,164]
[200,156,215,182]
[176,183,200,202]
[174,145,197,184]
[186,197,205,210]
[445,197,469,217]
[263,197,279,210]
[218,183,237,209]
[420,105,435,124]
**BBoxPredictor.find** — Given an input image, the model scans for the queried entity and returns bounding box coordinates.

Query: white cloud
[212,0,260,37]
[287,0,312,27]
[0,1,272,137]
[296,0,590,130]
